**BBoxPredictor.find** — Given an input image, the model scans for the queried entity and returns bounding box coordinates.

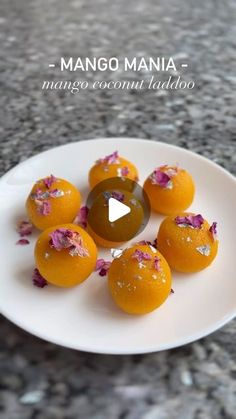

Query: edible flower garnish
[137,239,157,248]
[97,151,120,165]
[49,228,89,257]
[132,249,152,262]
[153,256,161,272]
[36,200,51,216]
[95,259,111,276]
[103,191,124,203]
[32,268,48,288]
[209,222,218,241]
[117,166,129,177]
[31,186,64,217]
[16,238,30,245]
[43,175,57,189]
[17,220,33,237]
[74,206,89,228]
[150,166,178,189]
[175,214,204,229]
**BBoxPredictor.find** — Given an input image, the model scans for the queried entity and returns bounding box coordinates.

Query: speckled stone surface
[0,0,236,418]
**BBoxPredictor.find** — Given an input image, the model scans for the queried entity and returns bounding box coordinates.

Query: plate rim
[1,137,236,354]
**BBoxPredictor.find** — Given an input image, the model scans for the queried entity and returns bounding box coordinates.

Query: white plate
[0,138,236,354]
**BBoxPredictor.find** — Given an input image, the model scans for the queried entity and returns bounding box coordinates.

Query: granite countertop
[0,0,236,418]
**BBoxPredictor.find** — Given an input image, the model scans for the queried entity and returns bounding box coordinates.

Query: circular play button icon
[86,177,150,245]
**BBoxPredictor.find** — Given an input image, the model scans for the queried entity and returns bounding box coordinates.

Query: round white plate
[0,138,236,354]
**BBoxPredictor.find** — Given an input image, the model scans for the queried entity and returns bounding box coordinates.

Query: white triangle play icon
[108,197,131,222]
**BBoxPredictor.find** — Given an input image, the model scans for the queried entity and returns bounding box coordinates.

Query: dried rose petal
[50,228,73,249]
[132,249,152,262]
[103,191,124,203]
[209,222,218,241]
[32,268,48,288]
[17,220,33,237]
[16,238,30,245]
[43,175,57,189]
[150,169,172,189]
[36,200,51,216]
[175,214,204,229]
[68,233,89,257]
[95,259,111,276]
[117,166,129,176]
[97,151,120,165]
[74,206,89,228]
[137,240,152,246]
[49,228,89,257]
[153,256,161,272]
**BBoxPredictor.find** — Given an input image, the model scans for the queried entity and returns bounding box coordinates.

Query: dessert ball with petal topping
[143,165,195,215]
[157,213,218,273]
[87,189,144,248]
[34,224,97,287]
[108,244,172,314]
[26,175,81,230]
[89,151,139,189]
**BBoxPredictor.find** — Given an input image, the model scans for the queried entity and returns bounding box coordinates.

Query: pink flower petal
[97,151,120,165]
[150,169,172,188]
[17,220,33,237]
[153,256,161,272]
[32,268,48,288]
[74,206,89,228]
[95,258,111,276]
[175,214,204,229]
[132,249,152,262]
[103,191,124,203]
[36,200,51,216]
[209,222,218,240]
[121,166,129,176]
[43,175,57,189]
[49,228,89,257]
[16,238,30,245]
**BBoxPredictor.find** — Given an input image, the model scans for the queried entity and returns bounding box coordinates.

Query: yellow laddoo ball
[26,175,81,230]
[143,165,195,215]
[89,151,139,189]
[87,190,144,248]
[35,224,97,287]
[157,213,218,273]
[108,244,172,314]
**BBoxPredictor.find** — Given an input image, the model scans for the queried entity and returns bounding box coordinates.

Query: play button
[108,197,131,222]
[86,177,150,246]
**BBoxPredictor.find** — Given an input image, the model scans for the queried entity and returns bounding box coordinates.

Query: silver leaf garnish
[111,248,123,259]
[196,245,211,256]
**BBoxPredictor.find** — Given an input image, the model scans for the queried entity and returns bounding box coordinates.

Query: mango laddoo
[89,151,139,189]
[144,165,195,215]
[34,224,97,287]
[108,244,172,314]
[26,175,81,230]
[157,213,218,273]
[87,189,144,248]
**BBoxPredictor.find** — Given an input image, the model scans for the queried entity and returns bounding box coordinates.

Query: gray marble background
[0,0,236,418]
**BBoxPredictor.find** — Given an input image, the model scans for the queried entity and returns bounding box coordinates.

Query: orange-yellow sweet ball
[144,165,195,215]
[108,244,172,314]
[87,189,144,248]
[157,213,218,273]
[34,224,97,287]
[89,151,139,189]
[26,175,81,230]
